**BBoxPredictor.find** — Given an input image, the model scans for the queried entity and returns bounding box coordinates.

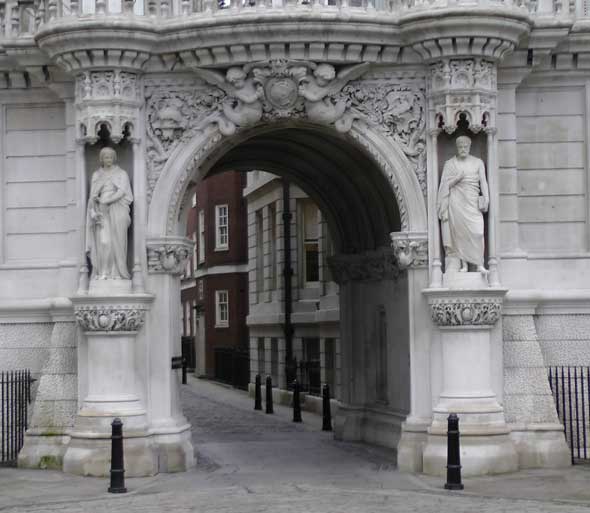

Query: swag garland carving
[145,62,427,203]
[429,297,502,327]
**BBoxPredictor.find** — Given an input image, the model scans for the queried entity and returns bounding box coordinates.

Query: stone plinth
[63,292,157,477]
[423,277,518,476]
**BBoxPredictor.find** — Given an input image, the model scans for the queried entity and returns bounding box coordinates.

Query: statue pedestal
[63,292,157,477]
[423,279,518,476]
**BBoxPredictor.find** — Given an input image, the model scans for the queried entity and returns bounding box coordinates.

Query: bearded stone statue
[437,135,489,275]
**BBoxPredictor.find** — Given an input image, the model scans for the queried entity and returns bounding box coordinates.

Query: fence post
[292,380,302,423]
[265,376,274,414]
[444,413,463,490]
[108,418,127,493]
[322,384,332,431]
[254,374,262,410]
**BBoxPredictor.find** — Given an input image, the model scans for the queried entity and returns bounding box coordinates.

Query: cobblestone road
[1,378,590,512]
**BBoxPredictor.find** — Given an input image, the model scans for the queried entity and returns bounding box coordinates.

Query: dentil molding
[146,237,194,275]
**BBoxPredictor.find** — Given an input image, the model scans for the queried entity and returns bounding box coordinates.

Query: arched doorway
[145,120,430,471]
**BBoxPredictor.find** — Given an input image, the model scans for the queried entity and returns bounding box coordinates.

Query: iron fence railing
[286,358,321,396]
[1,370,34,467]
[214,347,249,390]
[548,366,590,464]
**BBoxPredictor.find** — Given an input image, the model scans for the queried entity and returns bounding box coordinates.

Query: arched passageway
[155,123,424,458]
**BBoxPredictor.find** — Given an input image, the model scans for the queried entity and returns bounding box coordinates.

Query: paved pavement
[1,377,590,512]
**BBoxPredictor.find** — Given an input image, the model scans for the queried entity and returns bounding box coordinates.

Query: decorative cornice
[425,289,507,327]
[146,236,194,275]
[391,231,428,269]
[328,248,403,284]
[71,295,153,333]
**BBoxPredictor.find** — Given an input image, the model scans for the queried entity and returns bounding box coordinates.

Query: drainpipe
[282,180,294,375]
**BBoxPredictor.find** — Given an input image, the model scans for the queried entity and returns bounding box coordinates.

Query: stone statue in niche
[86,147,133,280]
[437,136,489,275]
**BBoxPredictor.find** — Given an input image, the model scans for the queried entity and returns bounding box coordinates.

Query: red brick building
[181,171,249,379]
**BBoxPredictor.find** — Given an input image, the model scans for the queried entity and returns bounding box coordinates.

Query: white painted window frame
[198,209,205,263]
[215,289,229,328]
[215,204,229,251]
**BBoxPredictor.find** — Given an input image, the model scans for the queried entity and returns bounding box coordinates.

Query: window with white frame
[198,210,205,263]
[192,232,197,274]
[300,200,320,286]
[215,204,229,250]
[215,290,229,327]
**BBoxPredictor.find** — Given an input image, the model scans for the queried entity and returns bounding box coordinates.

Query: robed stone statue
[437,136,489,274]
[86,147,133,280]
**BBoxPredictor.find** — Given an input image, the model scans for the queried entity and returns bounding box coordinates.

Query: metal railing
[548,366,590,464]
[286,358,321,396]
[1,370,34,467]
[214,347,250,390]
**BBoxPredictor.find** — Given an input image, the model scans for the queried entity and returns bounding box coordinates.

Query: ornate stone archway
[140,61,432,469]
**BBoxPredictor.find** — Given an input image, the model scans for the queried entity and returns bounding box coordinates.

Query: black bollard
[292,380,302,423]
[108,418,127,493]
[322,384,332,431]
[254,374,262,410]
[444,413,464,490]
[265,376,274,414]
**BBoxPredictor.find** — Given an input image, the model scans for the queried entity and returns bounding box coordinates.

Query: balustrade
[0,0,581,39]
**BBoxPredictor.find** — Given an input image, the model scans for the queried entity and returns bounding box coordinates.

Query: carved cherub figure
[298,62,370,132]
[194,66,263,136]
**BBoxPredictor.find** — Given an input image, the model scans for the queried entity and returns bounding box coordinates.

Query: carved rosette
[146,237,194,275]
[74,303,149,333]
[391,231,428,269]
[428,58,497,133]
[328,248,403,284]
[76,69,143,143]
[427,291,506,328]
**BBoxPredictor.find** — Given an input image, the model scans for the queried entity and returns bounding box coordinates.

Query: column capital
[327,248,402,285]
[146,236,194,275]
[390,231,428,269]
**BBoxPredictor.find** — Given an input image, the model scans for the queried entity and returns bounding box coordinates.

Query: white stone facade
[0,0,587,477]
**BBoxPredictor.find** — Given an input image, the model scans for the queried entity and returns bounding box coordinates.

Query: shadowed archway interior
[200,126,402,254]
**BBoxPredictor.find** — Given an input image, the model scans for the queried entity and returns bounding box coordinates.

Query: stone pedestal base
[18,433,70,470]
[510,424,571,468]
[423,431,518,476]
[334,404,403,450]
[397,419,430,473]
[63,410,158,477]
[153,427,195,473]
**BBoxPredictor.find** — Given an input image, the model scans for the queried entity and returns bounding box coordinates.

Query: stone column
[422,287,518,476]
[391,231,432,473]
[146,237,195,473]
[63,294,156,476]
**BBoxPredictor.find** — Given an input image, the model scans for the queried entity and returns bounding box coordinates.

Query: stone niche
[437,123,489,275]
[84,129,135,276]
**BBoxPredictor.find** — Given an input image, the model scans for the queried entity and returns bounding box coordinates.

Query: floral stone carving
[145,65,427,206]
[74,304,148,332]
[429,296,503,327]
